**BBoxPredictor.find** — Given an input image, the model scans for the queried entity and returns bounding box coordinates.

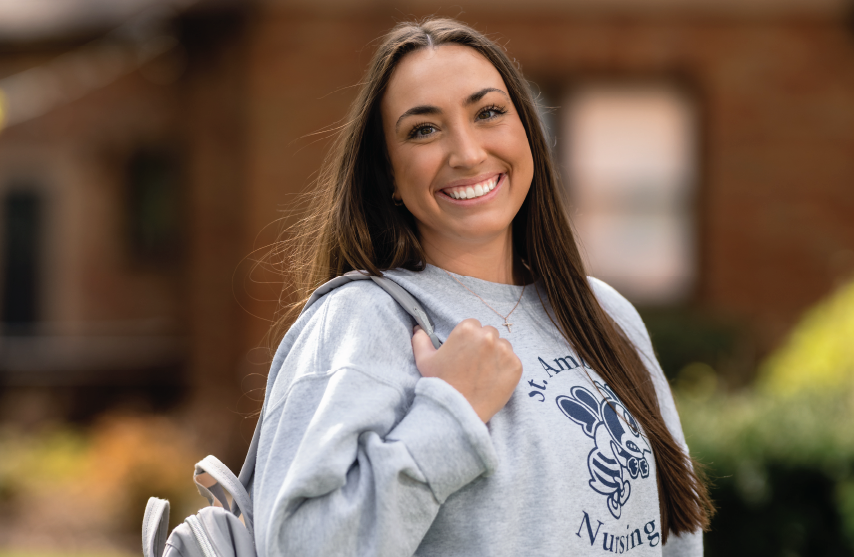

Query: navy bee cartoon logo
[556,381,651,519]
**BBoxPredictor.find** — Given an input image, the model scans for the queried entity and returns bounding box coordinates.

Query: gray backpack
[141,273,441,557]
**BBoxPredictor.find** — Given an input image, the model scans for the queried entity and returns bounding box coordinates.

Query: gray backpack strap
[194,455,255,539]
[237,271,440,489]
[365,275,442,350]
[142,497,170,557]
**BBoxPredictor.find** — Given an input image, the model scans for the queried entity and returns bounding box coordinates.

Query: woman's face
[380,45,534,254]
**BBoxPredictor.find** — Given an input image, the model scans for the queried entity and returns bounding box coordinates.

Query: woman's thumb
[411,325,437,369]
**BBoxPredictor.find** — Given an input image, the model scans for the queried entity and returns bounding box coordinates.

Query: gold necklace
[442,268,526,333]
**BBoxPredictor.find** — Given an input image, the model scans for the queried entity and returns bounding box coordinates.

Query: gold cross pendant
[503,320,513,333]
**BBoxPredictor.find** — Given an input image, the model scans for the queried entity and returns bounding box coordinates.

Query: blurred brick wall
[0,61,184,330]
[0,8,252,457]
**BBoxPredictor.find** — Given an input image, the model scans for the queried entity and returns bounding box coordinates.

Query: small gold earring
[392,193,404,207]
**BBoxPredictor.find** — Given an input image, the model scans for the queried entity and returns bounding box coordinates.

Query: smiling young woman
[256,18,713,557]
[381,45,534,284]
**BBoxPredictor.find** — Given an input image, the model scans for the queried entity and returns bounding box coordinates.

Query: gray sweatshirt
[253,265,703,556]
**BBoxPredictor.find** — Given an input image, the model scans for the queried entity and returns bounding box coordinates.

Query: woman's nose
[447,126,487,169]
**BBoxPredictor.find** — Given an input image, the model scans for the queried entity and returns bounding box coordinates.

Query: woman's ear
[388,166,404,205]
[390,173,403,205]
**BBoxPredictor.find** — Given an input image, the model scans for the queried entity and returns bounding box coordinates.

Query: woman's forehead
[382,45,506,111]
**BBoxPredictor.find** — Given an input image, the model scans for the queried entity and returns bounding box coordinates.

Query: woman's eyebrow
[394,88,509,132]
[395,105,441,132]
[464,87,508,106]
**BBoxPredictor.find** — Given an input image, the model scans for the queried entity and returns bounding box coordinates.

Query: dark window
[2,190,42,330]
[127,149,182,263]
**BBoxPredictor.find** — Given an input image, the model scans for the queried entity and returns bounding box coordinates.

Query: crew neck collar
[424,263,534,302]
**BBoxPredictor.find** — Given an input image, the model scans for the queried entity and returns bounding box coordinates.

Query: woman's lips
[440,174,503,201]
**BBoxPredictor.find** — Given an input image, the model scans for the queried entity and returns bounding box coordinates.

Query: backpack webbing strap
[142,497,170,557]
[195,455,255,538]
[236,272,440,489]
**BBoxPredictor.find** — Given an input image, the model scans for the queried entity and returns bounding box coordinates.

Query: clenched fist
[411,319,523,423]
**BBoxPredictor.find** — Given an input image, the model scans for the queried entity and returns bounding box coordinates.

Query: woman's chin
[422,218,515,247]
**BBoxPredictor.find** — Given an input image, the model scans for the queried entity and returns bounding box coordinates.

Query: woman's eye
[477,106,506,121]
[411,125,436,138]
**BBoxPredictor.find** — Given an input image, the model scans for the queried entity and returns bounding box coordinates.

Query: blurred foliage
[676,278,854,556]
[0,416,205,553]
[679,387,854,556]
[759,278,854,397]
[640,308,746,383]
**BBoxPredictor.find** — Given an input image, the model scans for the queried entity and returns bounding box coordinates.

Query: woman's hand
[411,319,523,423]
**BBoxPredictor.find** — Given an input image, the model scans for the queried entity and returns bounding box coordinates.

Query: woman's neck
[420,226,522,285]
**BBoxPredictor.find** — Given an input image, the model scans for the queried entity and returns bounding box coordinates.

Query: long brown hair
[277,17,712,541]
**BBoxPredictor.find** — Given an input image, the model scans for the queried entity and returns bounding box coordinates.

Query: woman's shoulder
[313,277,413,320]
[276,278,420,388]
[586,276,653,356]
[587,277,689,445]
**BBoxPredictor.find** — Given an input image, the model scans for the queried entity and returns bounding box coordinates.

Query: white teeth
[445,175,501,200]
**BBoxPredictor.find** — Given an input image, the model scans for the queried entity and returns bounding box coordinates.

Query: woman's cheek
[403,150,443,195]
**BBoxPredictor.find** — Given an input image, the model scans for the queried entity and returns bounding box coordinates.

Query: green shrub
[676,279,854,556]
[679,387,854,556]
[759,279,854,397]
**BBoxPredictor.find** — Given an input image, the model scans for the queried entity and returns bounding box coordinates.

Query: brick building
[1,0,853,449]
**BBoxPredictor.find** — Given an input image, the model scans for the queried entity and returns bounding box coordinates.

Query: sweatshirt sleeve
[253,282,498,557]
[589,278,704,556]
